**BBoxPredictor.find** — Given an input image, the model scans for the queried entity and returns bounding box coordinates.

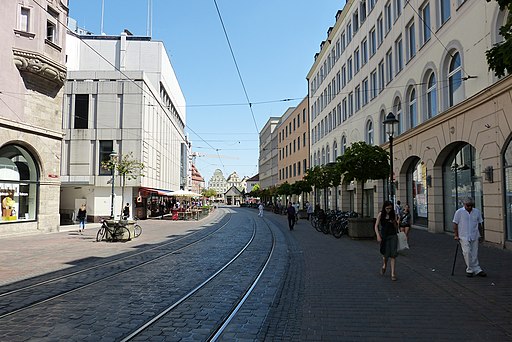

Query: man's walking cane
[451,241,459,276]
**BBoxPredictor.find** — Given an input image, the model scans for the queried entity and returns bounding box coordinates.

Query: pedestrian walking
[374,200,399,281]
[258,202,264,218]
[452,197,486,277]
[399,204,412,241]
[293,202,299,224]
[77,204,87,234]
[123,203,130,220]
[287,202,296,230]
[306,201,313,221]
[394,200,403,218]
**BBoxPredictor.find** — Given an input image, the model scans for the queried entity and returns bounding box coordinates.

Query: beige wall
[393,76,512,247]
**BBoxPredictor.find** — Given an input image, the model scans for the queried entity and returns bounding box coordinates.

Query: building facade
[259,117,281,190]
[307,0,511,247]
[0,0,68,235]
[60,30,188,221]
[277,98,310,184]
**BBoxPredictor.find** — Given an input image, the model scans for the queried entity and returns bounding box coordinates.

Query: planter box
[348,217,376,239]
[106,219,133,241]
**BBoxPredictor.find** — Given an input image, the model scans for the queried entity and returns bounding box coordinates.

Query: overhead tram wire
[213,0,259,134]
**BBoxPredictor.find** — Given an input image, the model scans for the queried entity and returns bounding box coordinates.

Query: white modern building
[308,0,511,247]
[60,29,189,221]
[0,0,68,236]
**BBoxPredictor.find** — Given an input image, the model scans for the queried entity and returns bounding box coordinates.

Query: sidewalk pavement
[268,212,512,341]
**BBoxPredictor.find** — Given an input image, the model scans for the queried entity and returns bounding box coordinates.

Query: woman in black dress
[374,200,399,281]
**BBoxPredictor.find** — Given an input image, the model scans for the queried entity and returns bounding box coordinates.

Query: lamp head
[383,112,399,136]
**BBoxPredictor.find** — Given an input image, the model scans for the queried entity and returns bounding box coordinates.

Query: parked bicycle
[132,216,142,238]
[96,218,131,242]
[330,211,358,238]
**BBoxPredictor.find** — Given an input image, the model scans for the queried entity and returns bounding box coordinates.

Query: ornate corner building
[0,0,68,235]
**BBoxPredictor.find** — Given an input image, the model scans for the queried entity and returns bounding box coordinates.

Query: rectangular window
[336,71,341,94]
[355,85,361,112]
[347,22,352,43]
[377,14,384,46]
[361,38,368,66]
[303,108,306,123]
[297,136,301,150]
[406,20,416,61]
[341,31,346,52]
[99,141,114,175]
[46,7,59,44]
[337,103,342,124]
[369,27,376,57]
[20,7,30,32]
[298,161,301,176]
[348,57,353,81]
[341,64,347,88]
[421,3,431,45]
[303,132,306,147]
[348,92,354,117]
[361,1,367,22]
[353,10,359,33]
[354,48,360,74]
[378,59,385,93]
[370,69,378,100]
[386,49,393,83]
[394,0,402,21]
[342,98,348,121]
[440,0,451,26]
[385,1,392,34]
[362,78,369,106]
[74,94,89,129]
[395,35,403,74]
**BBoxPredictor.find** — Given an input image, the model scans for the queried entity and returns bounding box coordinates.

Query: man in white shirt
[452,197,486,277]
[258,202,263,218]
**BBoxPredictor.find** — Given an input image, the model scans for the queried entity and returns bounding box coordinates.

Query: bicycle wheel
[340,220,349,236]
[96,226,106,242]
[113,226,130,241]
[133,224,142,238]
[331,221,343,238]
[321,221,330,234]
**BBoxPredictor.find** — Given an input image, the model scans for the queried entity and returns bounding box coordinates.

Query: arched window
[0,144,39,222]
[448,52,463,107]
[408,88,417,128]
[394,98,402,134]
[341,135,347,154]
[426,72,437,118]
[313,152,317,166]
[333,140,338,159]
[366,120,374,145]
[321,148,326,165]
[380,110,387,144]
[326,144,331,163]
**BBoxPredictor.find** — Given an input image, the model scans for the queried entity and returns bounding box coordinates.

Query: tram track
[0,211,233,318]
[121,215,276,342]
[0,209,279,342]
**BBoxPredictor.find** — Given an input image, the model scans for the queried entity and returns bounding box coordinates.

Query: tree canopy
[486,0,512,77]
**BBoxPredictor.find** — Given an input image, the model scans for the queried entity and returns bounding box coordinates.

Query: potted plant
[337,141,389,239]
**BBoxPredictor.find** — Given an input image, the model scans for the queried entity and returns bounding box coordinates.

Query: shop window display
[0,145,39,223]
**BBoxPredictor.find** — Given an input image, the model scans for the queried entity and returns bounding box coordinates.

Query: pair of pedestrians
[375,197,486,281]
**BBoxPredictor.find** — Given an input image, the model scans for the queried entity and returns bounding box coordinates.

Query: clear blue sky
[69,0,345,184]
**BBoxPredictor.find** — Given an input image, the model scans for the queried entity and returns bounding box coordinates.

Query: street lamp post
[383,112,399,202]
[109,151,118,219]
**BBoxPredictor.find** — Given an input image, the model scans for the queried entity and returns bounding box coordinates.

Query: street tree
[337,141,389,216]
[102,152,145,217]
